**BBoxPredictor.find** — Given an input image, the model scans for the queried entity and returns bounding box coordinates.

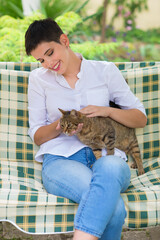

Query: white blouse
[28,56,146,162]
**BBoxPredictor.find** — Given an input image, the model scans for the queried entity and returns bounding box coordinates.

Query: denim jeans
[42,147,131,240]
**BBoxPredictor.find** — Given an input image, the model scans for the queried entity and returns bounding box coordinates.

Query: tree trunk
[100,0,109,43]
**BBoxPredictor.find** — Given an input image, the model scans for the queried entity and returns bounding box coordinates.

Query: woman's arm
[34,119,62,146]
[80,63,147,129]
[108,107,147,128]
[80,105,147,128]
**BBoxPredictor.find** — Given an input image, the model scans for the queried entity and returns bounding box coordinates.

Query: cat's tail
[128,138,145,175]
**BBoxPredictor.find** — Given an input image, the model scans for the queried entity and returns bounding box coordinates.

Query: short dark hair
[25,18,64,55]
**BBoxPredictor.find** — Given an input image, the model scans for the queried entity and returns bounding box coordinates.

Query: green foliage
[123,28,160,44]
[140,44,160,61]
[0,9,159,63]
[0,0,23,18]
[0,0,85,20]
[56,12,82,34]
[104,26,160,44]
[40,0,85,19]
[0,12,45,62]
[0,15,18,29]
[70,41,120,60]
[112,0,148,30]
[0,11,86,62]
[85,0,148,34]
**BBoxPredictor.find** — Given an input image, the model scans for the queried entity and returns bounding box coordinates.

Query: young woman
[25,18,147,240]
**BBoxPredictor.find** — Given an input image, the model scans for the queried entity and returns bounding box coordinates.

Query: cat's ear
[58,108,66,115]
[70,110,77,116]
[70,110,82,118]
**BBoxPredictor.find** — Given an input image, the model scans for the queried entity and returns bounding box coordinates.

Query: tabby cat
[59,108,145,175]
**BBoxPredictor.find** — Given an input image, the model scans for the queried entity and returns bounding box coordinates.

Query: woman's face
[31,34,70,75]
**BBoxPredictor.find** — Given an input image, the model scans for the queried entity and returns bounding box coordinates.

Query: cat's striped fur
[59,108,145,175]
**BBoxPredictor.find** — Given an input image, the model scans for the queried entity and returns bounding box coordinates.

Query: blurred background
[0,0,159,62]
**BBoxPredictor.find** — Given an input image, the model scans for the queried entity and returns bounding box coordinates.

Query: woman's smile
[51,61,61,71]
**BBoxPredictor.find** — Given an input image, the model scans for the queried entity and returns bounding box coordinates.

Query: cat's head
[59,108,83,135]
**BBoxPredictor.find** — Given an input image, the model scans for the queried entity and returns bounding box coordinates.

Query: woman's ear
[60,34,69,47]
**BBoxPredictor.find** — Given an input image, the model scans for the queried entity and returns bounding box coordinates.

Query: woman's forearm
[80,105,147,129]
[109,108,147,128]
[34,119,62,146]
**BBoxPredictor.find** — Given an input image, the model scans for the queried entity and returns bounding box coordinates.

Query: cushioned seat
[0,62,159,234]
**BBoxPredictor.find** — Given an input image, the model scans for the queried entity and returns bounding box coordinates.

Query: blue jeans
[42,147,131,240]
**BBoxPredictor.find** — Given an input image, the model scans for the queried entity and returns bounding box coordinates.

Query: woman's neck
[63,50,82,80]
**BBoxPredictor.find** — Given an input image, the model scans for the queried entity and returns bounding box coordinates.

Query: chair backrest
[115,61,160,70]
[0,62,159,162]
[121,66,160,160]
[0,61,160,71]
[0,62,41,71]
[0,69,39,162]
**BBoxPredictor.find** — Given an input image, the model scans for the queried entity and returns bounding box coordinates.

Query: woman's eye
[48,51,53,56]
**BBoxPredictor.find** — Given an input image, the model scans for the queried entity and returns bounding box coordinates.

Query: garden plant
[0,0,159,62]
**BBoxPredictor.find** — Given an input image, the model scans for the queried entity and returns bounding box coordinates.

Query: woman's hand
[69,123,83,136]
[56,121,83,136]
[80,105,111,118]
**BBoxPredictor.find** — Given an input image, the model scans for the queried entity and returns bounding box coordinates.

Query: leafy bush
[40,0,84,19]
[0,12,45,62]
[0,0,23,18]
[0,0,84,19]
[70,41,120,60]
[0,10,159,63]
[56,12,82,34]
[103,25,160,44]
[0,11,123,62]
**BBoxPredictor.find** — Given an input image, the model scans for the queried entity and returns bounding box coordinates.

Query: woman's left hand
[80,105,111,118]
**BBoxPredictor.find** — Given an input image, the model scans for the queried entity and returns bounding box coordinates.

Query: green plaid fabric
[121,66,160,161]
[0,61,160,72]
[0,69,39,162]
[0,62,41,71]
[115,61,160,70]
[0,63,160,233]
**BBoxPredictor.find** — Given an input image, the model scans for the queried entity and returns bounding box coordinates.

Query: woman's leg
[73,196,126,240]
[42,151,130,240]
[42,149,98,240]
[99,196,126,240]
[42,152,93,203]
[74,156,131,239]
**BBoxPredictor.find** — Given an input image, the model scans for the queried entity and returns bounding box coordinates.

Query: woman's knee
[92,156,131,191]
[93,156,125,175]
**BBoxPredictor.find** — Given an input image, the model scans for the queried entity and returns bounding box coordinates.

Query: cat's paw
[130,162,137,169]
[138,168,145,175]
[93,151,102,160]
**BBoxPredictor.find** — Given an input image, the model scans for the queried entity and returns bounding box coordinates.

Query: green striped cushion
[0,61,160,71]
[121,66,160,161]
[0,64,160,233]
